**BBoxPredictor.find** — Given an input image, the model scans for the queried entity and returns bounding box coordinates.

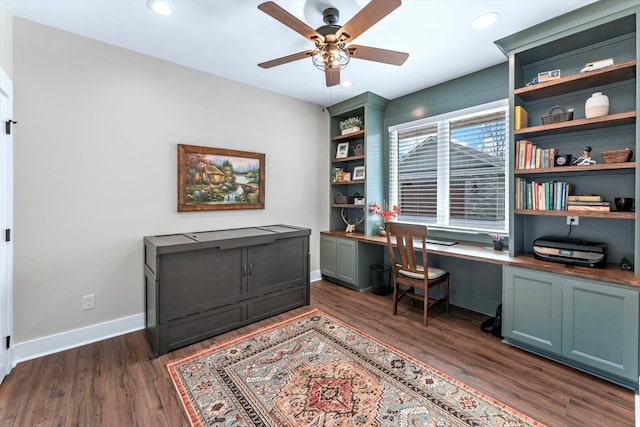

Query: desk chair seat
[385,222,450,326]
[398,266,447,280]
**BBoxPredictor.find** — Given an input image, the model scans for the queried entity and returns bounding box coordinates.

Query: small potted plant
[339,117,364,135]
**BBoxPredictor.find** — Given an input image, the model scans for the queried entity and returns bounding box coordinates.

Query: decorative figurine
[572,146,596,165]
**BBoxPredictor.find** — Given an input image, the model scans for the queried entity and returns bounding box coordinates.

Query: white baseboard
[12,272,323,365]
[11,313,144,365]
[310,269,322,282]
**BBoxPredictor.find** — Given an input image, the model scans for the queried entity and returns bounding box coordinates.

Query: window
[389,100,509,234]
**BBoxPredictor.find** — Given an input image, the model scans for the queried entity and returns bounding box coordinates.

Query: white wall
[12,18,329,347]
[0,1,12,77]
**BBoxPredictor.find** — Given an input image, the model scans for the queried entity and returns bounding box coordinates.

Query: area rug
[167,309,544,427]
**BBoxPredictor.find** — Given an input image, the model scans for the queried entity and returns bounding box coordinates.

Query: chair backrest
[385,222,429,275]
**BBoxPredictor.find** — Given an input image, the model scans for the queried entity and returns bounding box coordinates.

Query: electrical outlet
[82,294,95,310]
[566,216,579,226]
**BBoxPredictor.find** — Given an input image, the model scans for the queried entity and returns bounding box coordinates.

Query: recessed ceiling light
[472,12,498,29]
[147,0,174,16]
[341,81,352,88]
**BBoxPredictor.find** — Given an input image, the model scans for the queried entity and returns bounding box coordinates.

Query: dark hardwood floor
[0,280,635,426]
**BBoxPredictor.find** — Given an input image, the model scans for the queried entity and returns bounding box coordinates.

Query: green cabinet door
[320,235,357,286]
[320,235,337,277]
[336,238,357,285]
[503,267,563,355]
[562,278,639,382]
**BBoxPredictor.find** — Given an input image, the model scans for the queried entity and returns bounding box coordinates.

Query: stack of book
[566,195,610,212]
[515,140,557,170]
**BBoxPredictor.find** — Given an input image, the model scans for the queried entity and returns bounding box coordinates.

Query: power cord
[566,218,575,239]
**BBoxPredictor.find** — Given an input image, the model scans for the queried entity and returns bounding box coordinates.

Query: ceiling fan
[257,0,409,87]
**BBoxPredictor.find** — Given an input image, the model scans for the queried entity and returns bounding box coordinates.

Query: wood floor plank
[0,279,634,426]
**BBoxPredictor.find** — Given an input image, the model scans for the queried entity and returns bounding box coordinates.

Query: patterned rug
[167,309,544,427]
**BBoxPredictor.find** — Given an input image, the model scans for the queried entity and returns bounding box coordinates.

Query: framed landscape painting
[177,144,265,212]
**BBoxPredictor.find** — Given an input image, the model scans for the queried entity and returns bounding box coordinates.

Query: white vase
[585,92,609,119]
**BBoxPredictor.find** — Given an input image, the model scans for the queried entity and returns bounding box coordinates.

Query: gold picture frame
[177,144,265,212]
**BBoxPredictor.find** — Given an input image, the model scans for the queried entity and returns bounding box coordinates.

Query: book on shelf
[515,178,570,210]
[567,205,611,212]
[514,140,556,170]
[517,140,527,170]
[514,106,528,130]
[566,194,603,202]
[566,201,610,206]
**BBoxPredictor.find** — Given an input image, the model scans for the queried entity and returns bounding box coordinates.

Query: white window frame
[388,99,509,235]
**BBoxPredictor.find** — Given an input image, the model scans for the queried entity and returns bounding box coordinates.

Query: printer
[532,236,606,268]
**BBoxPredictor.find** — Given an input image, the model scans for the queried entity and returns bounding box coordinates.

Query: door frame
[0,66,14,383]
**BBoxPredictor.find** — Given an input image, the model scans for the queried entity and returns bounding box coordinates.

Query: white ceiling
[5,0,598,106]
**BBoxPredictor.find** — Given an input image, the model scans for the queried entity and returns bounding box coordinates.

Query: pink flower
[369,201,400,221]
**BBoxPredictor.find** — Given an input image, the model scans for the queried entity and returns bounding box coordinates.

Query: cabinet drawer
[247,285,308,323]
[164,304,246,353]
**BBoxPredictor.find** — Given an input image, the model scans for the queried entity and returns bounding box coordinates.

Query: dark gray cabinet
[144,225,310,356]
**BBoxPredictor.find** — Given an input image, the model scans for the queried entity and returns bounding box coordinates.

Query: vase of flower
[370,201,400,236]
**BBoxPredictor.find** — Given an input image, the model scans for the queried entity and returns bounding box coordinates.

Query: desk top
[321,230,640,289]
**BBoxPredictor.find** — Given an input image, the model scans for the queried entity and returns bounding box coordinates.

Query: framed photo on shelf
[336,142,349,159]
[177,144,265,212]
[352,166,365,180]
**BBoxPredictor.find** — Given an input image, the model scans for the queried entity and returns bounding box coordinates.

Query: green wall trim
[495,1,639,57]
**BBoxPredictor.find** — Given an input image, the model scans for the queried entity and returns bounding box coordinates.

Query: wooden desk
[320,230,640,289]
[321,230,640,390]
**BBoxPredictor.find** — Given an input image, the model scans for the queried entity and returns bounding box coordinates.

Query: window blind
[389,100,509,234]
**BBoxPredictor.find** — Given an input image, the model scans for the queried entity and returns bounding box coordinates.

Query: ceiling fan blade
[258,1,323,42]
[325,68,340,87]
[258,50,315,68]
[337,0,402,43]
[348,44,409,66]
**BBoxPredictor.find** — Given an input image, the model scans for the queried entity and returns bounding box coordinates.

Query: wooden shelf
[515,162,636,175]
[514,111,636,137]
[331,179,365,186]
[332,155,364,163]
[331,204,366,209]
[515,60,636,102]
[514,209,635,219]
[332,130,365,141]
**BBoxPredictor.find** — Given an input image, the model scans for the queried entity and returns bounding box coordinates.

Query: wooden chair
[385,222,450,326]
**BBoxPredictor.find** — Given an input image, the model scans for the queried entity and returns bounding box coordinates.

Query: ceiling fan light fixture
[472,12,499,29]
[147,0,174,16]
[312,45,350,71]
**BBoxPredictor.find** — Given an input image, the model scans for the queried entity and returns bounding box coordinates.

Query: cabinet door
[562,278,639,381]
[502,267,562,355]
[336,238,357,285]
[158,247,244,322]
[320,235,337,277]
[247,237,307,294]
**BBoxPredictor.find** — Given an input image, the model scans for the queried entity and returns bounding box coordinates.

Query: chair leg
[444,275,450,314]
[423,295,428,326]
[392,280,399,316]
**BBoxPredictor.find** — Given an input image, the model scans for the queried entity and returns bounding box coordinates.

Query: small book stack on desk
[566,195,610,212]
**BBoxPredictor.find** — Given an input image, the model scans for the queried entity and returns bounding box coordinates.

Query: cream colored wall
[0,1,13,77]
[13,18,329,343]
